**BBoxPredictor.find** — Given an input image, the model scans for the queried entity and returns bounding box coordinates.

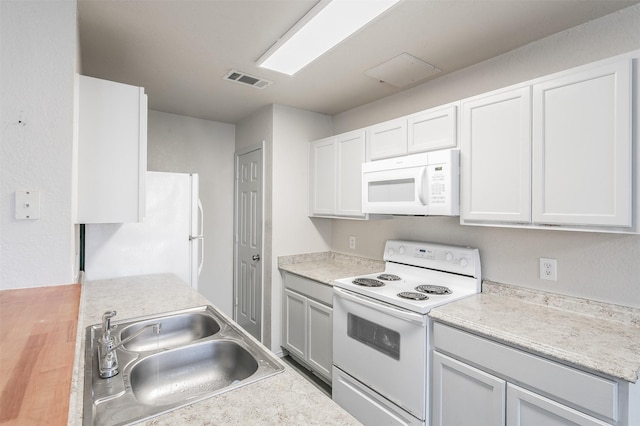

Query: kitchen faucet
[98,310,161,378]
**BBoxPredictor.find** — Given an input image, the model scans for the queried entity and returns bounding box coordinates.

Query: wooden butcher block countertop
[0,284,81,425]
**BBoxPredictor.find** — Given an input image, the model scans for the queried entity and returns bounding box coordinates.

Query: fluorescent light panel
[257,0,400,76]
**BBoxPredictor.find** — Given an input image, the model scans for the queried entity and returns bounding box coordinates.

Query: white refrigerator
[84,171,203,289]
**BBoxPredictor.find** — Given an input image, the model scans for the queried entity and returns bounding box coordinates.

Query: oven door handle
[334,287,426,325]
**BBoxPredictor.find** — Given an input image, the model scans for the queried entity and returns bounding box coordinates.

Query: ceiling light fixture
[257,0,400,76]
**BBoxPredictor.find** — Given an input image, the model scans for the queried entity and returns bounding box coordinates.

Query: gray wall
[330,5,640,308]
[147,110,236,315]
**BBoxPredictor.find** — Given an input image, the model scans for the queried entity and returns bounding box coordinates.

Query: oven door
[333,287,428,421]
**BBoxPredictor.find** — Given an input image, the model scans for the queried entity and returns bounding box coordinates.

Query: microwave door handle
[334,287,425,325]
[416,167,427,206]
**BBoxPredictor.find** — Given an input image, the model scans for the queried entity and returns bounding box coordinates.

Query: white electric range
[332,240,481,425]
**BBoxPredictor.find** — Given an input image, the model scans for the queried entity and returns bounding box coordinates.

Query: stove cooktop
[333,241,481,314]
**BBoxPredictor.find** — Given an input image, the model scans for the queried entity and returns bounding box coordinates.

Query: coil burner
[377,274,401,281]
[352,278,385,287]
[398,292,429,301]
[416,285,452,295]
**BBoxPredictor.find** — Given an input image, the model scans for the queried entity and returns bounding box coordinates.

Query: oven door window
[347,313,400,360]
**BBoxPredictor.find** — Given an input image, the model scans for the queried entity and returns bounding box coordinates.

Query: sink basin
[83,305,284,426]
[119,312,220,351]
[130,340,258,406]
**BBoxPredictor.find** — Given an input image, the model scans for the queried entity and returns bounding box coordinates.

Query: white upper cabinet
[366,117,407,160]
[366,103,459,161]
[532,59,632,227]
[461,52,638,233]
[309,129,366,218]
[77,75,147,224]
[308,137,336,216]
[336,131,366,217]
[461,86,532,223]
[407,103,458,154]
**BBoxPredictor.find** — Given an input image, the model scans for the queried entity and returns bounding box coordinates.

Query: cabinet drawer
[433,323,618,422]
[283,273,333,306]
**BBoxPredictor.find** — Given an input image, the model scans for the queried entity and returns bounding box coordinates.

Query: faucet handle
[102,310,117,333]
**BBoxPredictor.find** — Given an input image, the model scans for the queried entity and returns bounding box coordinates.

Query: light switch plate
[15,190,40,219]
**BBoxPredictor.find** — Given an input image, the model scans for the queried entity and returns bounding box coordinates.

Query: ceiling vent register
[223,70,272,89]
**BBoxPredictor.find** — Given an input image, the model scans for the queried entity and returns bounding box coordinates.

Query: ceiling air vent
[223,70,272,89]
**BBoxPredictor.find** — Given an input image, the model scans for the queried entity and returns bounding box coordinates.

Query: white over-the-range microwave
[361,149,459,216]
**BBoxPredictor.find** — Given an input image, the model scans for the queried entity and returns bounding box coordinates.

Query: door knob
[252,254,261,261]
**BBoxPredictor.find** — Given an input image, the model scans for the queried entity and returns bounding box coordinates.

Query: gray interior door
[234,147,263,341]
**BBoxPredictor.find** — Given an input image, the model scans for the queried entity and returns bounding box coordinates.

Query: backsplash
[482,280,640,327]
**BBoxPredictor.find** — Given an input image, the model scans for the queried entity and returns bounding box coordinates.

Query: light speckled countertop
[429,281,640,383]
[278,251,384,285]
[68,274,359,425]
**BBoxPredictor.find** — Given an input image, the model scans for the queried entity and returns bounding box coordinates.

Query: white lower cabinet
[282,272,333,383]
[431,322,636,426]
[432,351,506,426]
[283,289,306,359]
[306,298,332,377]
[507,383,609,426]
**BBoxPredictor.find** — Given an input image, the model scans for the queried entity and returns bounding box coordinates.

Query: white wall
[236,105,333,351]
[331,5,640,308]
[147,110,236,315]
[0,1,78,290]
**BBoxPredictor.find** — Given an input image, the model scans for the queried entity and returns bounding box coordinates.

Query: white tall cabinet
[460,55,636,232]
[77,75,147,224]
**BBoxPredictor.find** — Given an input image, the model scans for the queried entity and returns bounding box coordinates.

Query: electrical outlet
[539,258,558,281]
[349,236,356,250]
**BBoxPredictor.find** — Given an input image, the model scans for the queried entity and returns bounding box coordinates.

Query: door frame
[233,142,265,342]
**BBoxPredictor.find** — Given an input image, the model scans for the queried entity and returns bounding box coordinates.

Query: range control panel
[383,240,480,277]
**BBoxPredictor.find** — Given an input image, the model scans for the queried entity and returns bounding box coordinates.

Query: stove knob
[387,248,395,257]
[445,251,453,261]
[459,257,469,268]
[399,245,406,254]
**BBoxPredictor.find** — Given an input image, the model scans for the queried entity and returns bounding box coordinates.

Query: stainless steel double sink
[83,305,284,425]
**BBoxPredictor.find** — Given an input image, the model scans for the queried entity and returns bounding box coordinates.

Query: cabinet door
[336,130,366,217]
[461,86,531,223]
[407,104,457,154]
[507,384,610,426]
[432,351,506,426]
[77,75,147,223]
[283,289,306,359]
[306,299,332,381]
[308,137,336,216]
[366,117,408,160]
[532,59,632,227]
